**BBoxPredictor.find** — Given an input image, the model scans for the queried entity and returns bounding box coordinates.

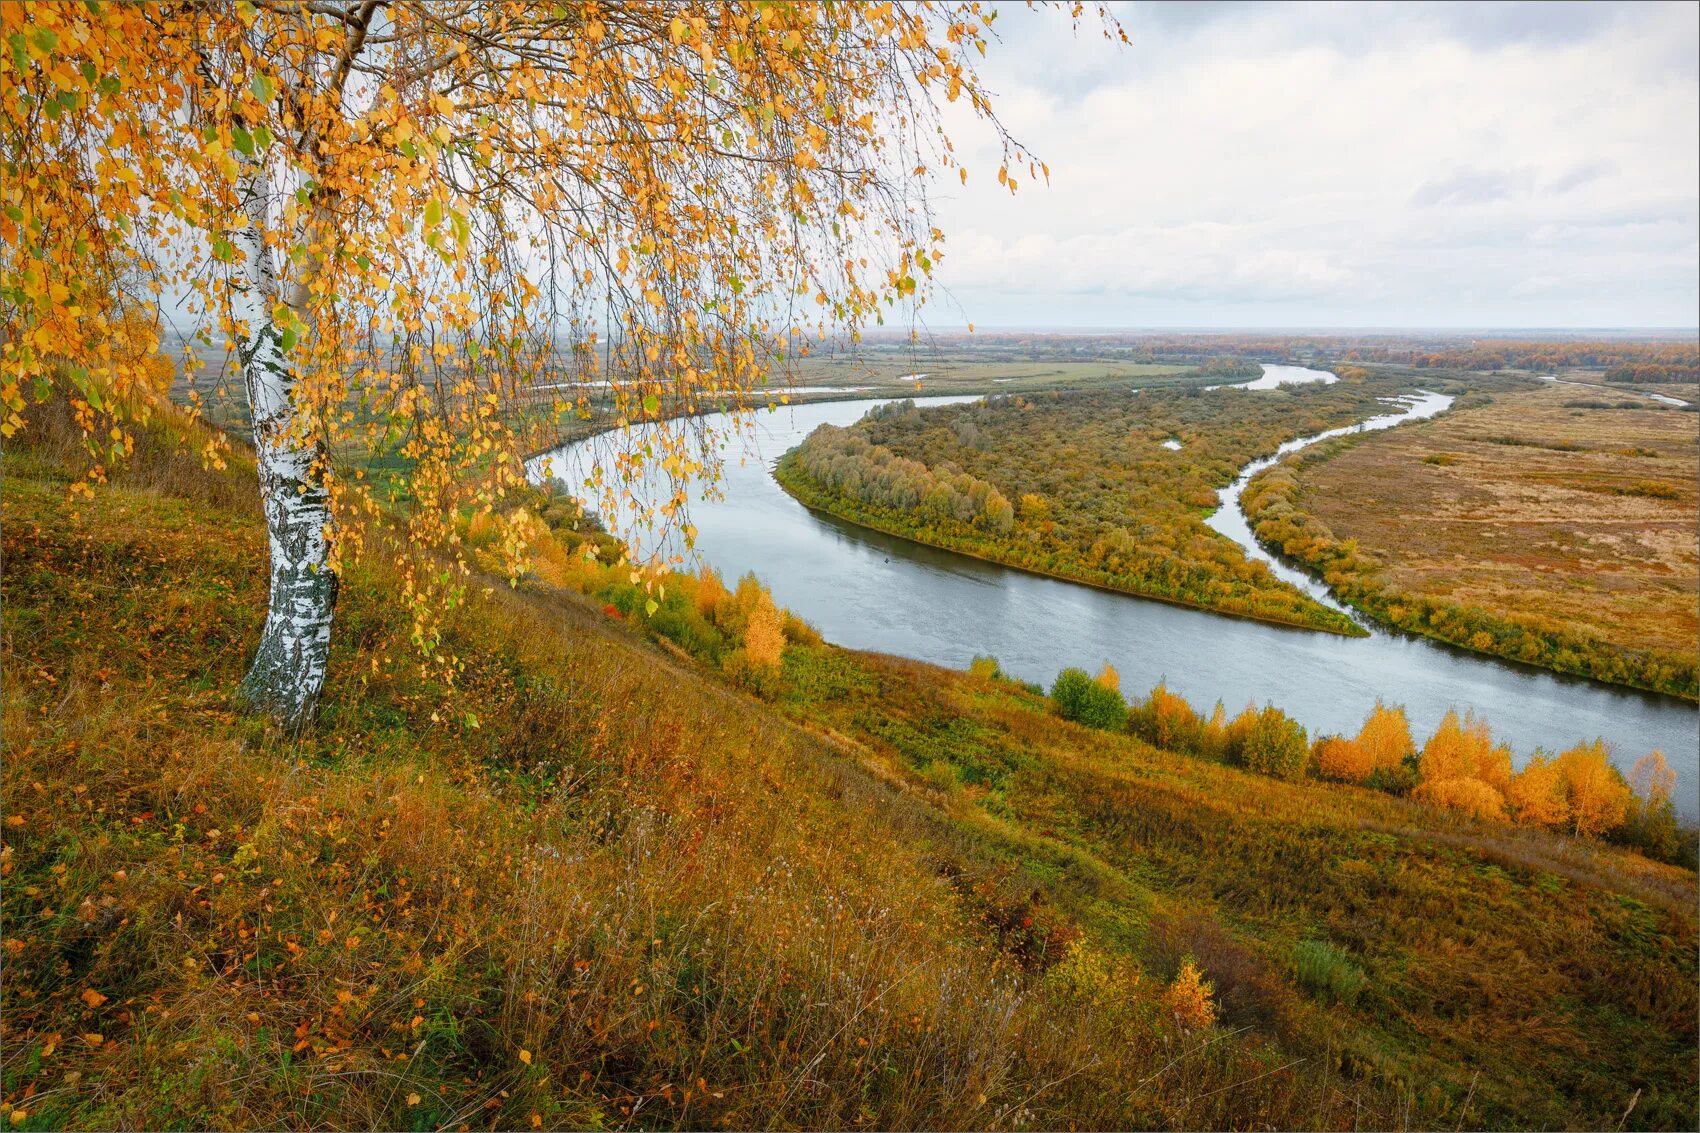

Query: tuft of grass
[1613,479,1680,499]
[1290,939,1368,1005]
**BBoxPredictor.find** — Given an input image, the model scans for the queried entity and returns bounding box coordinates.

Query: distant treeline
[1604,363,1700,385]
[854,331,1700,382]
[1333,339,1700,376]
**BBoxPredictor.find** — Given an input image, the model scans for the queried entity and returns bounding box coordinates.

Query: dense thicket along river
[537,367,1699,815]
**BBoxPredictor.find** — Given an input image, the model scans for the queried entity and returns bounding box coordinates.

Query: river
[534,367,1699,815]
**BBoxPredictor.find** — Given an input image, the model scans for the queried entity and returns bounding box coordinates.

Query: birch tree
[2,1,1120,729]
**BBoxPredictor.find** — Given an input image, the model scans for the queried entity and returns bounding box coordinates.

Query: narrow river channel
[535,367,1699,815]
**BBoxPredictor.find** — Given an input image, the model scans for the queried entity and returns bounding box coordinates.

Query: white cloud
[924,0,1699,327]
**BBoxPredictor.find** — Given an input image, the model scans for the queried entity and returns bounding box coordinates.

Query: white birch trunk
[231,151,337,730]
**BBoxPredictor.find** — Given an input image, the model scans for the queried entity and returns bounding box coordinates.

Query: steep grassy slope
[1,418,1376,1130]
[776,649,1698,1128]
[4,413,1695,1130]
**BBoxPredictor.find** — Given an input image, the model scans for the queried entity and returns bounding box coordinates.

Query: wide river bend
[536,368,1699,815]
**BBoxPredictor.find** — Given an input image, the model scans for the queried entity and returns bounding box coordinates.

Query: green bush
[1291,939,1367,1005]
[1050,667,1127,731]
[649,592,730,661]
[1239,705,1309,780]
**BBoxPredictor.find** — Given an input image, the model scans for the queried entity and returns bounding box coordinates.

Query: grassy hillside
[4,410,1695,1130]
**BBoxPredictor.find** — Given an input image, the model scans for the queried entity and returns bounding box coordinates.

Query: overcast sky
[922,0,1698,329]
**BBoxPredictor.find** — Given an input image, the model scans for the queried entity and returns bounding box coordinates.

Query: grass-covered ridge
[4,409,1696,1130]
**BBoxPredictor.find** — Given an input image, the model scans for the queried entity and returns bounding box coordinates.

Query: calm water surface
[536,369,1699,815]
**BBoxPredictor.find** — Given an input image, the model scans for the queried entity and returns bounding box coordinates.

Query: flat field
[1290,383,1698,669]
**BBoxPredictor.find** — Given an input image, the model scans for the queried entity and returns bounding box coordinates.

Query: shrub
[1044,938,1143,1012]
[742,600,787,670]
[1314,735,1373,782]
[1291,940,1367,1005]
[1505,753,1569,828]
[1365,760,1419,795]
[1163,959,1216,1031]
[1150,911,1296,1035]
[781,611,823,647]
[1238,705,1309,780]
[1129,682,1202,751]
[694,565,729,618]
[1412,776,1506,821]
[1419,709,1511,793]
[1050,667,1128,731]
[722,647,782,700]
[1613,479,1679,499]
[1196,701,1231,761]
[1220,702,1259,763]
[969,654,1004,680]
[1346,697,1414,768]
[648,593,729,661]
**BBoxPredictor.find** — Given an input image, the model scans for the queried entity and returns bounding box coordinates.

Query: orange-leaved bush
[1163,960,1216,1031]
[1418,709,1512,792]
[1095,662,1121,693]
[1314,735,1374,783]
[1413,776,1506,822]
[742,599,787,672]
[1505,753,1571,829]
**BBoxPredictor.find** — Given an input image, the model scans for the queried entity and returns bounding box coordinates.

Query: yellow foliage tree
[1354,700,1414,771]
[1224,702,1259,756]
[1140,681,1201,750]
[1477,743,1515,796]
[1505,754,1570,829]
[1095,662,1121,694]
[694,566,729,621]
[1419,709,1509,791]
[1163,960,1216,1031]
[1629,750,1676,808]
[742,598,787,672]
[1554,740,1631,838]
[4,0,1119,728]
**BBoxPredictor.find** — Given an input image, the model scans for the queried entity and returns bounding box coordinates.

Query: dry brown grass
[1293,384,1698,658]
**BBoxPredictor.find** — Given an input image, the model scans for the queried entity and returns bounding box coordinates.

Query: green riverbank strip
[773,450,1367,638]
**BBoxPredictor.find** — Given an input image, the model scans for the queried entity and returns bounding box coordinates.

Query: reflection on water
[535,370,1699,816]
